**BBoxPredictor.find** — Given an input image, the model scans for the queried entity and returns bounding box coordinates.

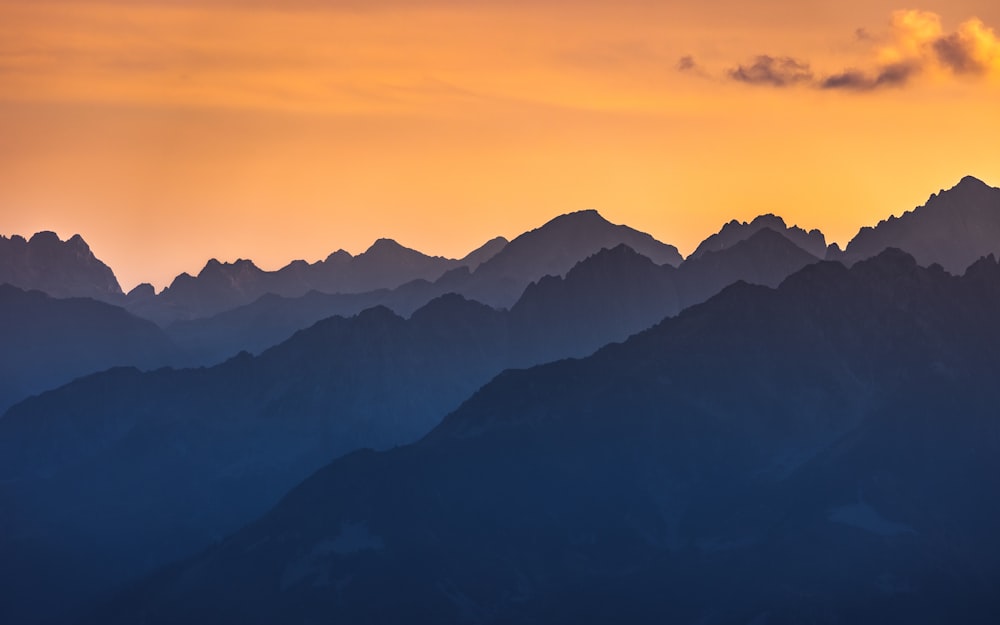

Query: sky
[1,0,999,291]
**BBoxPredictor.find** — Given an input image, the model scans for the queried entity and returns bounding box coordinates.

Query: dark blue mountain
[89,250,1000,624]
[0,284,177,413]
[0,227,817,624]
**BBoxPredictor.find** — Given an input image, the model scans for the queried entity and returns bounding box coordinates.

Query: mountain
[675,227,821,306]
[164,227,812,367]
[0,228,816,624]
[454,209,682,307]
[0,284,177,413]
[508,244,679,366]
[162,211,684,364]
[832,175,1000,273]
[0,295,511,625]
[0,231,122,300]
[90,250,1000,624]
[689,213,827,259]
[459,236,508,270]
[127,238,479,324]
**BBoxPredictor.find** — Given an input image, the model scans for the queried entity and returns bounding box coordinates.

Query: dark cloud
[676,55,697,72]
[727,55,813,87]
[820,62,918,91]
[697,11,999,94]
[933,34,988,74]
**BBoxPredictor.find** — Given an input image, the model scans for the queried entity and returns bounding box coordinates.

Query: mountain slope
[455,209,682,308]
[163,211,684,363]
[0,284,177,413]
[689,213,827,259]
[0,228,815,625]
[91,250,1000,624]
[832,175,1000,273]
[0,294,512,625]
[130,238,469,323]
[0,231,122,300]
[675,227,820,306]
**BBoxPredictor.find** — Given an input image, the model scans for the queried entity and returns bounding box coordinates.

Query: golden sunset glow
[2,0,999,290]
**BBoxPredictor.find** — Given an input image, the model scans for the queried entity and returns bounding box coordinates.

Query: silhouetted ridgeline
[125,235,509,324]
[829,175,1000,272]
[1,175,999,625]
[0,231,121,300]
[88,250,1000,624]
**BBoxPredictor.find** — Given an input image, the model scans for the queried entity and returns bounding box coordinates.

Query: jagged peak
[198,257,261,276]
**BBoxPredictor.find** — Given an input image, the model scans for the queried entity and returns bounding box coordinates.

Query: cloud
[820,62,917,91]
[822,10,1000,90]
[727,55,814,87]
[708,10,1000,92]
[677,55,697,72]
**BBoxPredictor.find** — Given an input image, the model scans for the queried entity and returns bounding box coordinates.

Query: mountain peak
[956,175,989,190]
[0,231,122,299]
[690,214,826,260]
[365,238,408,254]
[545,209,611,228]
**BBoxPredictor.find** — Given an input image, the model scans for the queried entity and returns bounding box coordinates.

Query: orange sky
[1,0,999,290]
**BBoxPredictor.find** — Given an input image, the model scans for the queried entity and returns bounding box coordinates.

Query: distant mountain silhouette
[0,231,122,300]
[0,284,177,414]
[165,227,813,366]
[130,210,678,324]
[458,235,508,270]
[689,213,827,259]
[90,250,1000,624]
[454,209,681,307]
[127,237,499,323]
[831,175,1000,273]
[675,227,820,305]
[162,211,684,363]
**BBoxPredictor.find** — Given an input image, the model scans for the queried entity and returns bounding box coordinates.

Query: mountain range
[125,236,509,324]
[0,227,813,624]
[0,284,178,414]
[1,175,1000,624]
[88,249,1000,624]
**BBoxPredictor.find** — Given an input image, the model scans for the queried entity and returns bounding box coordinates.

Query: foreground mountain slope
[0,231,122,300]
[0,295,511,625]
[93,250,1000,624]
[833,175,1000,272]
[0,285,177,413]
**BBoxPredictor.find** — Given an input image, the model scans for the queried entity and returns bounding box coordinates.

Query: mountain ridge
[88,248,1000,624]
